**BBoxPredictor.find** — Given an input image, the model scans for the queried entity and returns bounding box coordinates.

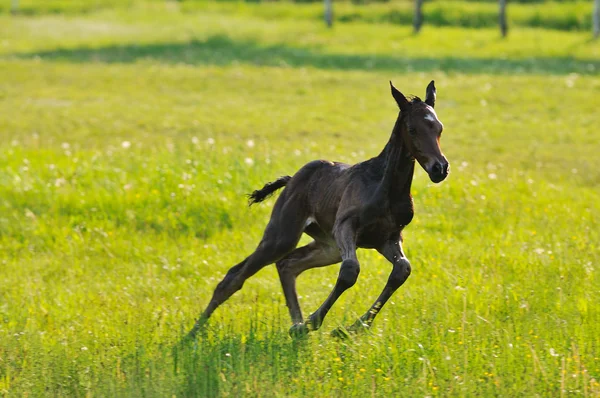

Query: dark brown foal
[187,81,449,339]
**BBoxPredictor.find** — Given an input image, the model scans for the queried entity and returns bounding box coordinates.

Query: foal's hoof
[330,326,351,339]
[347,320,370,334]
[289,323,310,339]
[180,318,208,343]
[331,321,370,339]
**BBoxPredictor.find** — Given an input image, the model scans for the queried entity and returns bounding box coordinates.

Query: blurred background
[2,0,600,37]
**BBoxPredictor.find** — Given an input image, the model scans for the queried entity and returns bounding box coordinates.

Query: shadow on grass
[172,332,309,397]
[110,327,313,397]
[9,35,600,75]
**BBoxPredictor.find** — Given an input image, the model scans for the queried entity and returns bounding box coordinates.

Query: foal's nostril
[432,162,443,176]
[442,162,449,175]
[428,161,448,183]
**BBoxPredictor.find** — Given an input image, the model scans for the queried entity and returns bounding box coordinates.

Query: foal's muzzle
[428,161,449,183]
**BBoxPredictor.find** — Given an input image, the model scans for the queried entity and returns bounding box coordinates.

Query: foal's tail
[248,175,292,206]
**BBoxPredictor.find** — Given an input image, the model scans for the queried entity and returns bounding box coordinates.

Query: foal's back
[281,158,380,237]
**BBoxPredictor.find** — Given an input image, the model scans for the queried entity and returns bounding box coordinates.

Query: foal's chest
[356,200,413,248]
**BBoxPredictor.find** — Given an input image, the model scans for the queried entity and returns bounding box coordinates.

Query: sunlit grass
[0,4,599,397]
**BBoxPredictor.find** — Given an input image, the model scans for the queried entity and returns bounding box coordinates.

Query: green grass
[1,2,600,396]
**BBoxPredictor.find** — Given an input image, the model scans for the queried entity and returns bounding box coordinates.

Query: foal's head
[390,81,449,183]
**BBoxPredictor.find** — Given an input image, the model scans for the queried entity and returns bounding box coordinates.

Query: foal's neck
[375,114,415,200]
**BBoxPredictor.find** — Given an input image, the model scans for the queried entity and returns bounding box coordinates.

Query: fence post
[324,0,333,28]
[594,0,600,38]
[499,0,508,37]
[11,0,19,14]
[413,0,424,34]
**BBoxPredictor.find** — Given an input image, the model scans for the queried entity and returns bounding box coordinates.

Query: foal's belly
[304,221,395,250]
[303,212,406,250]
[355,220,401,249]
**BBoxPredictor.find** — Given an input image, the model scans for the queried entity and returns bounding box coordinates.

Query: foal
[188,81,449,338]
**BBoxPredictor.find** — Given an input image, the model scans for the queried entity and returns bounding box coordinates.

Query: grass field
[1,1,600,396]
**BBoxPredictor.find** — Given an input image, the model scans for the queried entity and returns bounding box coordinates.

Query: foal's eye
[408,127,418,136]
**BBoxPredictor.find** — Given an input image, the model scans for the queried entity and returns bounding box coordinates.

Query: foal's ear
[390,81,410,111]
[425,80,436,108]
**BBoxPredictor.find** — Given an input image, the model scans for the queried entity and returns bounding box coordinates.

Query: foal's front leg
[332,239,411,337]
[289,221,360,337]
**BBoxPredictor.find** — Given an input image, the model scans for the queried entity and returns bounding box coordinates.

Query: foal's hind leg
[276,241,341,328]
[288,221,360,336]
[186,196,307,339]
[332,239,411,337]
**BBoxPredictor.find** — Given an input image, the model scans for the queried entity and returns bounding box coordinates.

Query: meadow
[0,1,599,396]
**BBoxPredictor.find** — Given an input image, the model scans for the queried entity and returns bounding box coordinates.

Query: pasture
[1,2,599,396]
